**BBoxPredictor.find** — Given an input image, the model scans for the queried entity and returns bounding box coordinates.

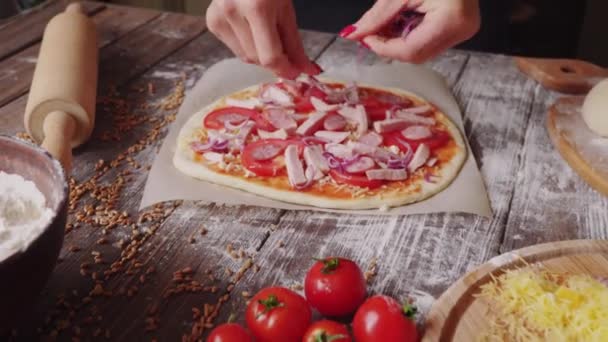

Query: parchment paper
[140,58,492,216]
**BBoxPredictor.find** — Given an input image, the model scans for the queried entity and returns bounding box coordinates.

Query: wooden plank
[0,1,105,62]
[6,30,335,340]
[212,51,539,333]
[502,87,608,251]
[96,11,207,91]
[0,4,160,110]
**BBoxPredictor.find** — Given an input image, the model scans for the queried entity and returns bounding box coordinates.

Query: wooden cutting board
[547,97,608,196]
[515,57,608,197]
[423,239,608,342]
[515,57,608,94]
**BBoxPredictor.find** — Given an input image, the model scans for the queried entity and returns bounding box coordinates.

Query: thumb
[345,0,407,40]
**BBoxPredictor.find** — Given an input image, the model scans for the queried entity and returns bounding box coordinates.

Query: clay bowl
[0,135,68,332]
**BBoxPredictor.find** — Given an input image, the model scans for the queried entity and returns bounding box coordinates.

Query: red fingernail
[359,40,370,49]
[313,62,323,74]
[339,25,357,38]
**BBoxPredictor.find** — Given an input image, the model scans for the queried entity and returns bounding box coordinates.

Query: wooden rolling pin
[24,2,98,172]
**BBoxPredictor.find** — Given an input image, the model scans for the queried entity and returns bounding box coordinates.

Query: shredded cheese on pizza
[477,267,608,342]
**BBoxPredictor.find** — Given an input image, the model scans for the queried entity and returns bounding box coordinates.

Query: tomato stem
[315,331,348,342]
[227,313,236,323]
[402,302,418,319]
[312,257,340,274]
[257,294,284,318]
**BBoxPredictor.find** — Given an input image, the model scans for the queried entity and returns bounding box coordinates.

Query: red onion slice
[424,171,437,183]
[190,138,229,153]
[224,119,248,131]
[190,141,215,153]
[322,152,344,171]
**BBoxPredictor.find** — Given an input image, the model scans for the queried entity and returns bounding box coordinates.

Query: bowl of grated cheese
[0,135,68,332]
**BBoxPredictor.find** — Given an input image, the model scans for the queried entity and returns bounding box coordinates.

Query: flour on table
[0,172,54,262]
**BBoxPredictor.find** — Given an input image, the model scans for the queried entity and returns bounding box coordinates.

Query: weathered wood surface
[0,1,607,341]
[0,1,104,62]
[0,4,160,108]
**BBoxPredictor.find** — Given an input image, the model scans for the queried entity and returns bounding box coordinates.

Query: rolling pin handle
[41,111,76,174]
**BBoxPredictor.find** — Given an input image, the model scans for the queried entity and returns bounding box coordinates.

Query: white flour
[0,172,54,262]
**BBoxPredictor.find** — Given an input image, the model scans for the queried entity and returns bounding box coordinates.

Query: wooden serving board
[547,97,608,196]
[515,57,608,94]
[423,239,608,342]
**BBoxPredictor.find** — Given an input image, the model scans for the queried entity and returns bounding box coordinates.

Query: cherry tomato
[352,295,418,342]
[304,257,366,317]
[204,106,275,131]
[383,130,450,152]
[241,139,289,177]
[302,320,352,342]
[246,287,312,342]
[329,169,384,189]
[206,323,253,342]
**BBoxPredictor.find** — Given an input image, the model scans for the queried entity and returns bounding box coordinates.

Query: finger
[278,6,320,75]
[247,10,300,79]
[346,0,406,40]
[363,14,456,63]
[222,1,258,63]
[206,2,248,59]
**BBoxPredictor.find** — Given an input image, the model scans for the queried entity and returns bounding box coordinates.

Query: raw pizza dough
[173,78,467,210]
[582,78,608,137]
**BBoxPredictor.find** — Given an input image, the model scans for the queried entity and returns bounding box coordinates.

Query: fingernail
[339,24,357,38]
[313,62,324,74]
[359,40,370,50]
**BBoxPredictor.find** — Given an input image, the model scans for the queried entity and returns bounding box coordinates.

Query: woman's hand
[206,0,321,79]
[341,0,480,63]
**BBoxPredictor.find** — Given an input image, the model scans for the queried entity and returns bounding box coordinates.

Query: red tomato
[246,287,312,342]
[241,139,289,177]
[302,320,352,342]
[352,295,418,342]
[204,106,274,131]
[304,257,366,317]
[206,323,253,342]
[329,170,384,189]
[383,130,450,152]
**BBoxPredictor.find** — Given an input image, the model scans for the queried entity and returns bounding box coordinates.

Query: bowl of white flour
[0,135,68,331]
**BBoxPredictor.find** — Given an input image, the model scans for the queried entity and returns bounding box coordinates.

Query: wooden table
[1,2,607,341]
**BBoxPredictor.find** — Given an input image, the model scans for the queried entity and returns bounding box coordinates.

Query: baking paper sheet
[140,58,492,216]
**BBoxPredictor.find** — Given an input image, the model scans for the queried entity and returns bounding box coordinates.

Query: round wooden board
[546,97,608,197]
[423,239,608,342]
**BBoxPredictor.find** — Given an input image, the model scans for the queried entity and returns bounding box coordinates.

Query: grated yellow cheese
[477,267,608,342]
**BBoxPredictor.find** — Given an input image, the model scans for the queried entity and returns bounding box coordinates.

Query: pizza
[173,75,466,210]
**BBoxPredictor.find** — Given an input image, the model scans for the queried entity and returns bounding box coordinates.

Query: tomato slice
[242,139,289,177]
[295,86,328,113]
[329,170,384,189]
[383,130,450,152]
[361,98,393,121]
[204,106,275,131]
[204,106,257,129]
